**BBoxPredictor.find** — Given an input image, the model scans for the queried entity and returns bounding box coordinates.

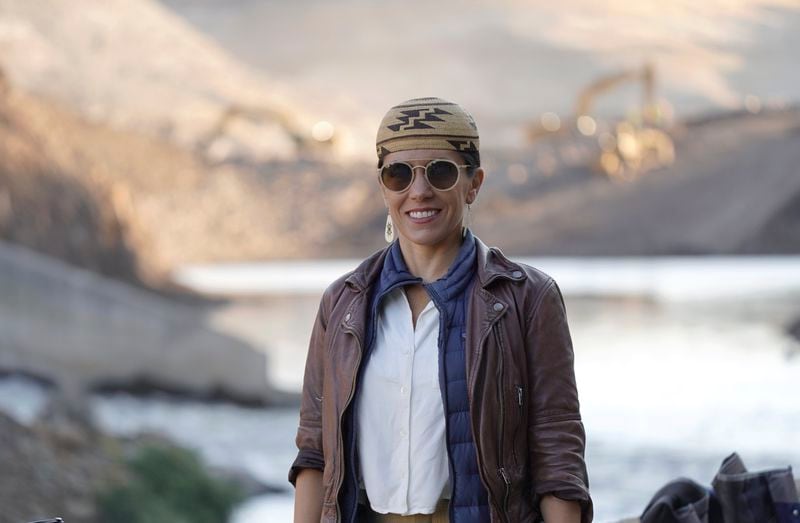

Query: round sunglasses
[378,159,471,193]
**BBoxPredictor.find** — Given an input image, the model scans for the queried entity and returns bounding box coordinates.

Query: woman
[290,97,592,523]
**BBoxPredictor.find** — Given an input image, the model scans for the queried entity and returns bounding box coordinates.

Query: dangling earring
[462,203,472,238]
[385,214,394,243]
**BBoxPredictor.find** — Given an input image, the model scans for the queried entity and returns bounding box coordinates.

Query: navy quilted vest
[425,232,490,522]
[339,231,489,522]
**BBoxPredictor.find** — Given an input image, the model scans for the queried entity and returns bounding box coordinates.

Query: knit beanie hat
[376,97,480,165]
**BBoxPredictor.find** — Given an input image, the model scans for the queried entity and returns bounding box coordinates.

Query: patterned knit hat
[376,97,480,165]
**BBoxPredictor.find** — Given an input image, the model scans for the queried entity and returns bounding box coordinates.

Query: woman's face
[380,148,484,249]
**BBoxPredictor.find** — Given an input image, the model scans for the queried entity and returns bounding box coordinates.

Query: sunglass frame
[378,159,472,193]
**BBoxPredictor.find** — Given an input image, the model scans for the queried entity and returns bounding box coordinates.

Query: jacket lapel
[465,239,518,393]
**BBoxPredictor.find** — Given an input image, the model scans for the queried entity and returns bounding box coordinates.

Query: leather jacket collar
[344,233,527,294]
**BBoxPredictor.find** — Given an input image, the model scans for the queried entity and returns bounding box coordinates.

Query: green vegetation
[96,444,245,523]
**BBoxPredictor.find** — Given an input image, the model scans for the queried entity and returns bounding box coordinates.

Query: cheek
[454,188,471,208]
[385,195,405,217]
[380,186,389,208]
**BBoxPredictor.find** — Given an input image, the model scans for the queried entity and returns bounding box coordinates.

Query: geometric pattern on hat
[376,97,479,163]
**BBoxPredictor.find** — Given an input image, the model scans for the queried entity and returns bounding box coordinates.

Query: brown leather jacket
[290,238,592,522]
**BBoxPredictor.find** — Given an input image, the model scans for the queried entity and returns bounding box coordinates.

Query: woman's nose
[408,165,434,198]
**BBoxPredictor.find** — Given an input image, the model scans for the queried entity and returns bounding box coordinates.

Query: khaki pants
[360,499,449,522]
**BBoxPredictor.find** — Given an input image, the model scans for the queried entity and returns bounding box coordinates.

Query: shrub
[96,444,244,523]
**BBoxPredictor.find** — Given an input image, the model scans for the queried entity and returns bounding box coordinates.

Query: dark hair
[461,152,480,176]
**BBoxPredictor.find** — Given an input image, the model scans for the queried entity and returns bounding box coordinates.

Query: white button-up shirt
[356,287,450,514]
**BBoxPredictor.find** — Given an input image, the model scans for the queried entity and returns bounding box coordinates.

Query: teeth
[409,210,438,219]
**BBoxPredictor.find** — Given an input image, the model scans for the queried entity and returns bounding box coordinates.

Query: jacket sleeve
[288,290,330,486]
[526,278,593,522]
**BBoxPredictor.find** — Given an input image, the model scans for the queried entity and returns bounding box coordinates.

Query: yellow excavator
[526,63,675,181]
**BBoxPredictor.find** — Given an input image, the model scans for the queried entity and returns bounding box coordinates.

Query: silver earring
[385,214,394,243]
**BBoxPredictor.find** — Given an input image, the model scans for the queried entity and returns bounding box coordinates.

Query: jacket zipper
[493,326,511,521]
[513,384,523,467]
[470,323,506,523]
[498,466,511,517]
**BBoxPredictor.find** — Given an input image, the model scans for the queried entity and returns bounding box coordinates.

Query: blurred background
[1,0,799,521]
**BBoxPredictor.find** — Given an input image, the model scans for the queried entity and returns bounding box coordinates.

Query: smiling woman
[290,97,592,523]
[379,149,482,255]
[375,98,482,265]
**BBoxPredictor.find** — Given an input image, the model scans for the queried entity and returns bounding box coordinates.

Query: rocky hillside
[0,71,157,287]
[1,0,798,289]
[0,68,382,283]
[473,107,800,256]
[0,0,340,161]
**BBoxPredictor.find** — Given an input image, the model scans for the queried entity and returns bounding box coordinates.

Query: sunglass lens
[381,163,413,191]
[426,160,459,190]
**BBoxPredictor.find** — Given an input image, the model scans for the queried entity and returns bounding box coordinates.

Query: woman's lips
[406,208,441,224]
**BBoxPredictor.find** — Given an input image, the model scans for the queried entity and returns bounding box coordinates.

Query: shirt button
[400,386,406,395]
[512,270,523,278]
[493,302,504,312]
[344,313,351,322]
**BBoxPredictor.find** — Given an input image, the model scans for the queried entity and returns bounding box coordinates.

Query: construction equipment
[526,63,675,181]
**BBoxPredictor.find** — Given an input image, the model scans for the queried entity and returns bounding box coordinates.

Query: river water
[3,257,799,522]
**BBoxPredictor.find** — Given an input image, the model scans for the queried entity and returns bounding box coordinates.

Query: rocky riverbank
[0,408,274,523]
[0,409,124,523]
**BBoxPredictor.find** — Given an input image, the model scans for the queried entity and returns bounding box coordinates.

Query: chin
[398,227,460,248]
